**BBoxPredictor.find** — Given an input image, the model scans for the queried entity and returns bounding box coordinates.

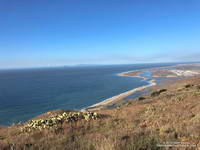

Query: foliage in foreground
[21,111,98,132]
[1,77,200,150]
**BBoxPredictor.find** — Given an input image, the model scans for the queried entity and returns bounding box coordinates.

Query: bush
[159,89,167,93]
[21,111,99,132]
[151,89,167,97]
[151,91,160,97]
[138,97,146,101]
[185,84,193,88]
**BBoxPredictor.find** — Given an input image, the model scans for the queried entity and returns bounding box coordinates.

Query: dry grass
[1,77,200,150]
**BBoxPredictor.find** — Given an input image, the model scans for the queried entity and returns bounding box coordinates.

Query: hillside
[1,77,200,150]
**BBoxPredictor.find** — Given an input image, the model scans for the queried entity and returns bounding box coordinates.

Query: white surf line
[83,72,156,111]
[117,70,148,80]
[88,80,156,108]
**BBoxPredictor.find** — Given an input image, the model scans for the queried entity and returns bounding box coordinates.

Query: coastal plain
[86,64,200,111]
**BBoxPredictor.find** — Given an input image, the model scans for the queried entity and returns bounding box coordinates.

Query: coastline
[85,71,156,111]
[85,63,200,111]
[2,73,200,149]
[117,70,148,80]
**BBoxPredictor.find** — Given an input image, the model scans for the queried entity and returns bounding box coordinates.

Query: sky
[0,0,200,68]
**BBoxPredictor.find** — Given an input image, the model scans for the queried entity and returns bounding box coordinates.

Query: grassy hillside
[1,77,200,150]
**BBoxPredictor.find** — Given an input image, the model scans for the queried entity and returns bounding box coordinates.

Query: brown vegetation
[1,77,200,150]
[151,69,177,78]
[123,71,142,77]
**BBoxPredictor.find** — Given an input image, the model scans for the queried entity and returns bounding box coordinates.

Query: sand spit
[85,72,156,111]
[88,80,156,109]
[86,64,200,111]
[118,70,148,80]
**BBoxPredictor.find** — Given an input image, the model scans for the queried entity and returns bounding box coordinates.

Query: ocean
[0,63,175,125]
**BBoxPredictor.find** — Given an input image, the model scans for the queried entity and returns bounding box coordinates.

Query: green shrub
[159,89,167,93]
[151,89,167,97]
[151,91,160,97]
[138,97,146,101]
[185,84,193,88]
[21,111,99,132]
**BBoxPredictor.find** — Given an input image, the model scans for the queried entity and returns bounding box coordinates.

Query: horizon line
[0,61,200,70]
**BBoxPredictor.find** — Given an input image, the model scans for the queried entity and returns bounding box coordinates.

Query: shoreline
[85,71,156,111]
[85,63,200,111]
[117,70,148,80]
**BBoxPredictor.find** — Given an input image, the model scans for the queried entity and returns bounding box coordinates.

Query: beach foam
[85,71,156,110]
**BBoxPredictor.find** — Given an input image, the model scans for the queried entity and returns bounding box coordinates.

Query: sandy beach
[86,64,200,111]
[85,71,156,111]
[118,70,148,80]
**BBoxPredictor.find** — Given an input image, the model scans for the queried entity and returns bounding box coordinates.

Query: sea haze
[0,63,175,125]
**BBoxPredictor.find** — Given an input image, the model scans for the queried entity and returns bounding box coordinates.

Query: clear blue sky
[0,0,200,68]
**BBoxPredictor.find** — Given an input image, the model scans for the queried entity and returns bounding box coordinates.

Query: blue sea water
[0,63,176,125]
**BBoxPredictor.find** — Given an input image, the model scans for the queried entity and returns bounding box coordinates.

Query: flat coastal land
[86,64,200,111]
